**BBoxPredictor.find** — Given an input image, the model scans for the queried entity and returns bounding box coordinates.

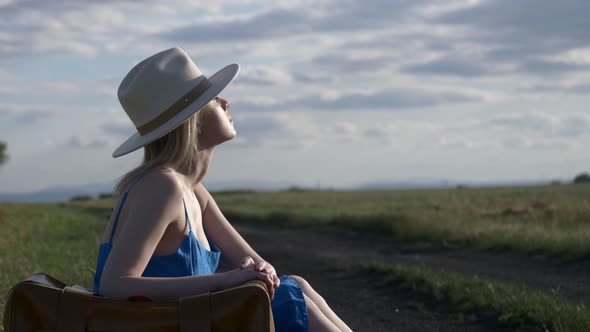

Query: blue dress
[93,171,308,332]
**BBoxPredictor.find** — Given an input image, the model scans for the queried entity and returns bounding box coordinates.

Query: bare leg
[291,275,353,332]
[304,293,340,332]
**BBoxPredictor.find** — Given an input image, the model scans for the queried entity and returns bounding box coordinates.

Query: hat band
[137,78,212,135]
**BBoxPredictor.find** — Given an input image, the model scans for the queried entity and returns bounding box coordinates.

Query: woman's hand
[225,265,276,300]
[239,256,280,290]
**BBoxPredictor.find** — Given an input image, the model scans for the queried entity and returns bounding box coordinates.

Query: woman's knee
[290,275,327,304]
[289,275,309,289]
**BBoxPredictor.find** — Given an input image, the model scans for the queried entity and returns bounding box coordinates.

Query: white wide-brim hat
[112,47,239,158]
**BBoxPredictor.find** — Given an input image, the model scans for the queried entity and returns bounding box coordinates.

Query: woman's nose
[217,97,230,111]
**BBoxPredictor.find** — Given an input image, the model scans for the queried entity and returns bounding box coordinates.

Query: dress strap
[182,197,192,232]
[108,169,152,244]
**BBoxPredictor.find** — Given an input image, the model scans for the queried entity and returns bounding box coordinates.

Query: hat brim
[112,63,240,158]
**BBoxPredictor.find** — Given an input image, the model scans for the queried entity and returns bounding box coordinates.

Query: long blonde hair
[112,106,209,199]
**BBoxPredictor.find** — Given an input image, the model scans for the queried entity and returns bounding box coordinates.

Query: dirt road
[234,222,577,331]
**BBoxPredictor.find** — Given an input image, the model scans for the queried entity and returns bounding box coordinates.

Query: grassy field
[0,202,104,329]
[69,183,590,257]
[211,184,590,258]
[1,183,590,330]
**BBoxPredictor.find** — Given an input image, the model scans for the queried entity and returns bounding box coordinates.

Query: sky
[0,0,589,193]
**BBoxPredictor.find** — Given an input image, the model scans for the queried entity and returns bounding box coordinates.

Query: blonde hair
[112,106,210,199]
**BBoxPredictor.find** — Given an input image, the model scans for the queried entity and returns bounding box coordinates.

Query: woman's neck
[174,147,213,189]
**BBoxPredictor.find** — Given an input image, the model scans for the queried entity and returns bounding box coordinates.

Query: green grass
[213,184,590,258]
[82,183,590,258]
[0,202,105,328]
[1,184,590,330]
[363,261,590,332]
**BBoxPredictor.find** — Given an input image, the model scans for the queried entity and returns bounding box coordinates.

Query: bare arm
[99,171,273,301]
[195,183,265,270]
[196,184,279,293]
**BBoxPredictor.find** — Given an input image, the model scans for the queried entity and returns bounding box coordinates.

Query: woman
[93,47,352,332]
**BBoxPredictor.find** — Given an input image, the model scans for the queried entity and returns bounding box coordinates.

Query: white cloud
[502,135,575,151]
[0,86,17,96]
[63,135,109,150]
[1,0,590,193]
[543,47,590,65]
[229,111,320,149]
[432,0,590,79]
[402,55,495,78]
[231,87,481,112]
[436,135,476,150]
[101,121,135,138]
[158,0,395,43]
[35,81,81,95]
[0,104,115,123]
[0,66,12,80]
[0,104,65,117]
[416,0,481,18]
[342,112,587,153]
[480,112,590,139]
[236,66,294,86]
[330,122,359,136]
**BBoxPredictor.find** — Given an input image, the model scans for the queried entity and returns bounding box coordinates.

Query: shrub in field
[0,141,7,166]
[70,195,93,202]
[285,186,306,192]
[573,173,590,184]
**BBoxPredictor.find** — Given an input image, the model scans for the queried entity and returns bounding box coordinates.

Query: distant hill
[0,179,297,202]
[0,177,565,202]
[0,180,117,202]
[355,178,559,190]
[204,179,297,192]
[355,178,458,190]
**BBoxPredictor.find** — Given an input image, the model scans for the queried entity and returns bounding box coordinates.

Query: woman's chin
[221,132,237,144]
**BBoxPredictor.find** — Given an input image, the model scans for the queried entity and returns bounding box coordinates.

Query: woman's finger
[262,263,279,288]
[240,256,254,269]
[263,274,275,300]
[249,269,274,299]
[256,260,268,273]
[256,262,279,288]
[250,269,275,300]
[242,256,253,267]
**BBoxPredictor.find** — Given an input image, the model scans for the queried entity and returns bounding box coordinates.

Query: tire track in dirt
[235,223,544,332]
[235,223,590,305]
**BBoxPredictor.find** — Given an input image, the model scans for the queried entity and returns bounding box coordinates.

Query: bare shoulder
[121,168,184,225]
[129,168,181,197]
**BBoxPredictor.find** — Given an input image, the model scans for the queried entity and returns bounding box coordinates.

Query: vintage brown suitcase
[3,273,274,332]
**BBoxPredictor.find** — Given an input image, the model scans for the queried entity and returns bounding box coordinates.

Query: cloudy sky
[0,0,589,193]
